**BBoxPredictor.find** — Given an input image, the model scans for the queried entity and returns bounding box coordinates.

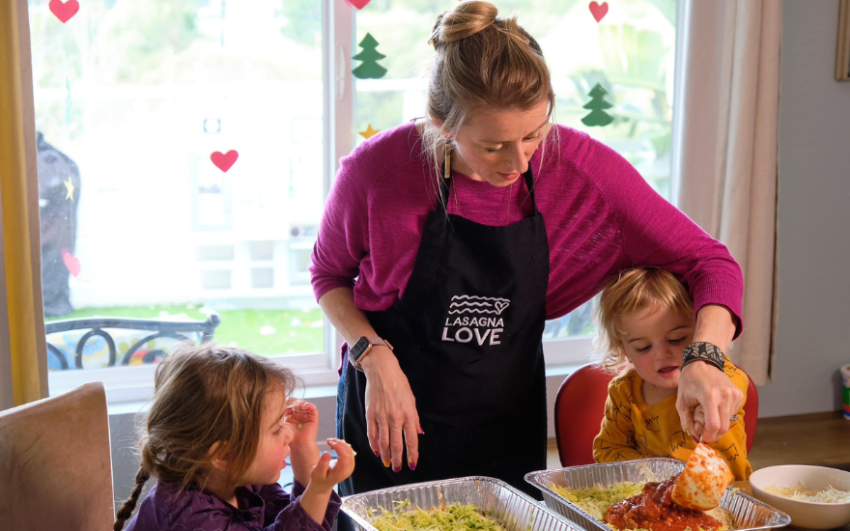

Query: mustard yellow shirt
[592,359,753,480]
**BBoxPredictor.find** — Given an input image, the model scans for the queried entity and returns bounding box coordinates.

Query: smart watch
[348,336,393,371]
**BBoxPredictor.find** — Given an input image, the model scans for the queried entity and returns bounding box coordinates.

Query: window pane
[543,296,599,340]
[29,0,326,375]
[353,0,677,344]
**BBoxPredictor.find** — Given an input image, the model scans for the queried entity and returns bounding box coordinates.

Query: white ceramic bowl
[750,465,850,529]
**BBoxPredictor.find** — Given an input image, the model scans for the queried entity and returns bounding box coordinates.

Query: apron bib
[338,165,550,499]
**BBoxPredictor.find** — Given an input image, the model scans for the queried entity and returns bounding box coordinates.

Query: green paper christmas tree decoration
[352,33,387,79]
[581,83,614,127]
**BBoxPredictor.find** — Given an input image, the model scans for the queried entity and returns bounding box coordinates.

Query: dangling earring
[444,139,452,179]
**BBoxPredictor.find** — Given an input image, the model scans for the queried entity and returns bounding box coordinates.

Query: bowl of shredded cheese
[750,465,850,529]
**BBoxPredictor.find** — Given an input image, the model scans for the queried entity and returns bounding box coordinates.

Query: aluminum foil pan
[341,476,584,531]
[525,459,791,531]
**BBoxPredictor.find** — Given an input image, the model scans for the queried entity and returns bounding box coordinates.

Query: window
[29,0,331,400]
[28,0,677,400]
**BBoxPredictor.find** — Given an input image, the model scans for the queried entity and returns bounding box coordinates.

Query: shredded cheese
[367,500,507,531]
[764,484,850,504]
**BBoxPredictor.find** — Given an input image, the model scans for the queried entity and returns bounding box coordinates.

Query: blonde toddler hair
[593,267,694,373]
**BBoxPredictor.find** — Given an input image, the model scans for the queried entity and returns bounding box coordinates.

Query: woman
[310,1,743,499]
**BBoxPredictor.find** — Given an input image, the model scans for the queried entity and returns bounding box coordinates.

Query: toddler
[113,342,355,531]
[591,268,752,480]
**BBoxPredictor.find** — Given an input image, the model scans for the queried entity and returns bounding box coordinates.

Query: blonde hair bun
[422,0,554,209]
[431,1,498,46]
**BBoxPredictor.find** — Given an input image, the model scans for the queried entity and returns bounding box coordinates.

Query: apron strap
[523,168,538,216]
[439,156,539,216]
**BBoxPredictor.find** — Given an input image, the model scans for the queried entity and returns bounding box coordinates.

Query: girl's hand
[309,438,356,493]
[284,399,320,447]
[299,439,356,525]
[285,399,321,485]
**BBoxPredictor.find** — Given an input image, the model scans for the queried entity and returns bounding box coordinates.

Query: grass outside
[45,304,325,356]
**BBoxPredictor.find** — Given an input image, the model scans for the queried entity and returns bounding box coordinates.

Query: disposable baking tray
[525,459,791,531]
[341,475,584,531]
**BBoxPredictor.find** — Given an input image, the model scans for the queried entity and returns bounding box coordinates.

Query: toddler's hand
[309,438,356,493]
[284,399,319,446]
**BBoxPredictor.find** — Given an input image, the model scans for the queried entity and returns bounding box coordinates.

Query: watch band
[681,342,725,372]
[350,336,393,372]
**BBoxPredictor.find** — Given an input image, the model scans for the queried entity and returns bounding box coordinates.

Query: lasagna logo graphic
[441,295,509,346]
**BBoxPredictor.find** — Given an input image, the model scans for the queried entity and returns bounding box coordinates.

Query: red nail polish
[374,450,381,457]
[418,427,425,435]
[409,461,417,471]
[393,466,401,473]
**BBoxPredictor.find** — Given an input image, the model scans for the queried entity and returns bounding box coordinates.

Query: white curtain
[672,0,782,385]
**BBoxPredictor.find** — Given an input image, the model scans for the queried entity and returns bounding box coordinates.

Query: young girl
[113,342,355,531]
[592,268,752,480]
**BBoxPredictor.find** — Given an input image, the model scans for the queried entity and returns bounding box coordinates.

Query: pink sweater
[310,122,743,334]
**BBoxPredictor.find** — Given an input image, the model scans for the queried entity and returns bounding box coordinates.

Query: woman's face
[447,99,550,188]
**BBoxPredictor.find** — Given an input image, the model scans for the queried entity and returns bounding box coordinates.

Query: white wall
[757,0,850,417]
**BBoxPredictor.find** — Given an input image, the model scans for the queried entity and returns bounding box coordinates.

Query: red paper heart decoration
[589,1,609,23]
[210,150,239,172]
[344,0,371,9]
[61,248,81,277]
[49,0,79,24]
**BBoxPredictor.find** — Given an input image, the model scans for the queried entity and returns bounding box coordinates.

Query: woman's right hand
[361,346,422,472]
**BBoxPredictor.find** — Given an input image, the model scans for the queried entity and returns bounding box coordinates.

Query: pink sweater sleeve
[580,137,744,337]
[309,147,372,303]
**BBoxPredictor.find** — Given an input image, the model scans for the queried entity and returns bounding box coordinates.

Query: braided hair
[111,342,297,529]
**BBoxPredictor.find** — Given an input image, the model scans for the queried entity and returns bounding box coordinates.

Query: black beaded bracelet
[681,342,725,372]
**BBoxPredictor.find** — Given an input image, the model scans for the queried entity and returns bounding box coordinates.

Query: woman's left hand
[676,304,741,443]
[678,362,742,442]
[285,399,320,447]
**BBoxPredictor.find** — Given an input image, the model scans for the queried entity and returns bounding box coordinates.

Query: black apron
[337,164,549,501]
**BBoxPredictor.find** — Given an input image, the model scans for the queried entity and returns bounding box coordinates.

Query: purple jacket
[125,479,341,531]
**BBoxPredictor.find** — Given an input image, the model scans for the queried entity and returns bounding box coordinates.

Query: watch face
[350,337,370,361]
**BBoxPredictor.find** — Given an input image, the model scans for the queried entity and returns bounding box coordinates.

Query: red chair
[554,364,759,467]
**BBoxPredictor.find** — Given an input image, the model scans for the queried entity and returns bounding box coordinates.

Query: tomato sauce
[603,474,723,531]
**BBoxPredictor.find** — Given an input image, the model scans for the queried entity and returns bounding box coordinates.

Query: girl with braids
[113,342,354,531]
[313,0,744,510]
